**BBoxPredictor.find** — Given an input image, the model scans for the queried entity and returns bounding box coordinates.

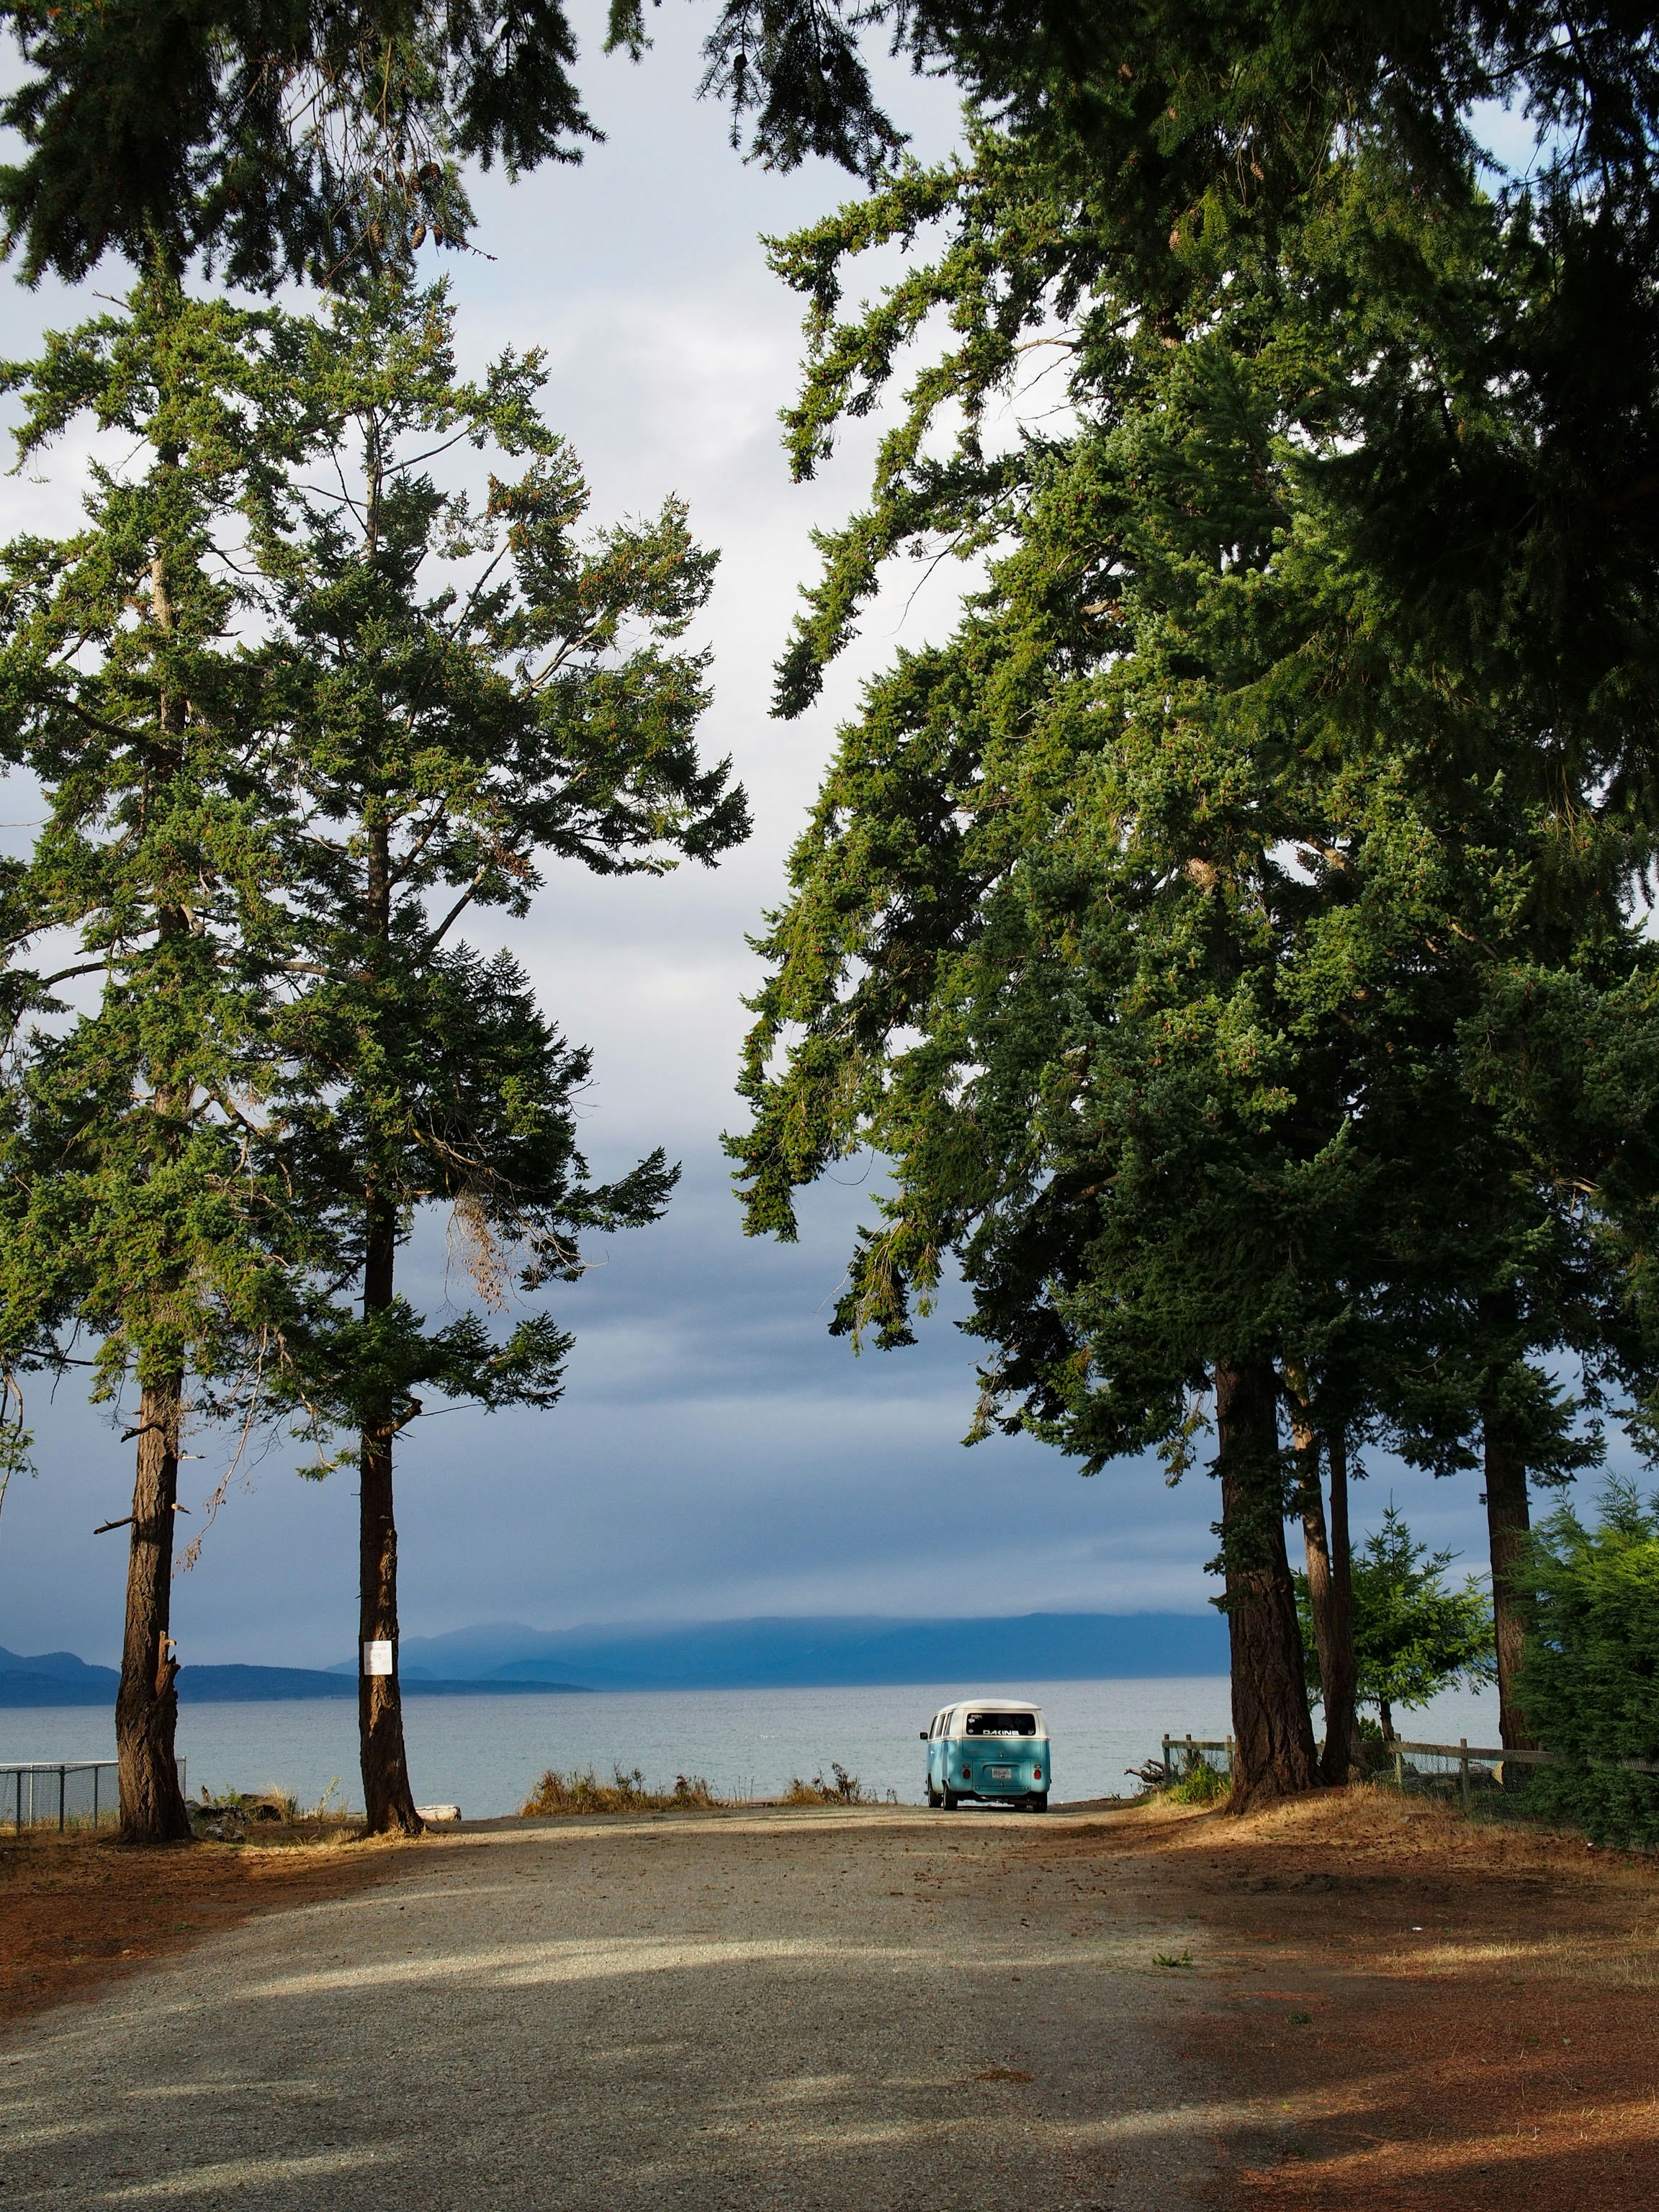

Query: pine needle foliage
[1295,1506,1495,1739]
[237,274,745,1831]
[1519,1483,1659,1847]
[0,269,745,1835]
[0,273,327,1838]
[727,113,1659,1790]
[256,273,745,1471]
[0,0,598,287]
[733,127,1653,1457]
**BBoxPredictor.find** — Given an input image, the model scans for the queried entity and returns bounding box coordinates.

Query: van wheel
[1028,1794,1048,1813]
[926,1787,942,1808]
[941,1789,960,1811]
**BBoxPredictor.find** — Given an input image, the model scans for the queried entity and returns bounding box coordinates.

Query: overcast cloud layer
[0,12,1595,1666]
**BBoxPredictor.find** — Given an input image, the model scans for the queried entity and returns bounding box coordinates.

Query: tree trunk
[1483,1428,1534,1750]
[115,1377,193,1843]
[355,806,421,1837]
[115,526,193,1848]
[357,1195,423,1836]
[1215,1358,1318,1808]
[1478,1290,1534,1752]
[1289,1401,1336,1776]
[1317,1427,1362,1783]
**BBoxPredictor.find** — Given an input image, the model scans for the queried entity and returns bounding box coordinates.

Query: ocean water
[0,1676,1503,1818]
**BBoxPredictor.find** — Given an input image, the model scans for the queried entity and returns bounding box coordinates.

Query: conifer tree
[0,0,598,287]
[729,132,1657,1799]
[0,279,316,1840]
[7,4,1655,289]
[0,270,744,1840]
[1295,1505,1495,1743]
[1517,1480,1659,1846]
[251,279,745,1830]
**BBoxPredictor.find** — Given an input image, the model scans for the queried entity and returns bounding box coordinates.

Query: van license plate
[988,1766,1013,1779]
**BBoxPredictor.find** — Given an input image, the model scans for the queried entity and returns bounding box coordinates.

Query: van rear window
[966,1711,1037,1736]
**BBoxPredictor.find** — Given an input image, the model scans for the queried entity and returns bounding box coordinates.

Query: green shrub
[1162,1755,1230,1805]
[1517,1483,1659,1848]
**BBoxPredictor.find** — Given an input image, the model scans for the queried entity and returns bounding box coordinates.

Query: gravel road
[2,1806,1221,2210]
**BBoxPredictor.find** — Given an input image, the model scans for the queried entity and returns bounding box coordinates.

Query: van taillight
[1033,1767,1043,1781]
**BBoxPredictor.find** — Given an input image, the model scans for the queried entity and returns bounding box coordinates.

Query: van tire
[1028,1794,1048,1813]
[941,1789,960,1811]
[926,1787,942,1807]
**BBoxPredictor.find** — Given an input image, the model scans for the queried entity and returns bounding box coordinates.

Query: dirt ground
[3,1804,1212,2211]
[4,1789,1655,2209]
[0,1822,412,2023]
[1056,1790,1659,2211]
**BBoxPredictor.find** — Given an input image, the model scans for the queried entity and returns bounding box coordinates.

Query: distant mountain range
[365,1611,1228,1691]
[0,1647,585,1707]
[0,1611,1228,1707]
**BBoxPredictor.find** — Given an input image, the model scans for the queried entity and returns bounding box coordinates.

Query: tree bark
[356,808,421,1838]
[1319,1426,1363,1781]
[1215,1358,1318,1808]
[1478,1291,1534,1751]
[115,1378,193,1843]
[357,1194,422,1835]
[1483,1426,1534,1750]
[1288,1399,1336,1767]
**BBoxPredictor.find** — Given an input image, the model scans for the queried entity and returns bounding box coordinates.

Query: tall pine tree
[729,131,1656,1797]
[251,278,745,1830]
[0,277,318,1839]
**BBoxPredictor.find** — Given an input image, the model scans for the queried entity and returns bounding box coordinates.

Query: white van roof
[935,1697,1048,1727]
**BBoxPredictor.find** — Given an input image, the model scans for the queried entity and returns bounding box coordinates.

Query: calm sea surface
[0,1677,1503,1817]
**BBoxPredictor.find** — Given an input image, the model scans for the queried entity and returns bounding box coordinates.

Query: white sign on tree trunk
[362,1640,394,1676]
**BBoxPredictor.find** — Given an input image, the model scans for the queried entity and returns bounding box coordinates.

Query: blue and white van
[922,1698,1051,1811]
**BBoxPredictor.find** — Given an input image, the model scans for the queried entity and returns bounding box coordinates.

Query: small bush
[1295,1504,1494,1739]
[184,1782,354,1844]
[782,1762,873,1806]
[519,1766,729,1816]
[1161,1756,1230,1806]
[189,1789,294,1840]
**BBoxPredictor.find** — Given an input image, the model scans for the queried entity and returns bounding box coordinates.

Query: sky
[0,13,1611,1666]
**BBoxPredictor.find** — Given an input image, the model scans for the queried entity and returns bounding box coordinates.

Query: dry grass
[1058,1783,1659,2210]
[518,1766,729,1816]
[1105,1778,1647,1871]
[781,1763,878,1806]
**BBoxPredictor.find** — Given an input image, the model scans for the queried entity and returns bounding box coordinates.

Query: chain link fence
[3,1759,186,1833]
